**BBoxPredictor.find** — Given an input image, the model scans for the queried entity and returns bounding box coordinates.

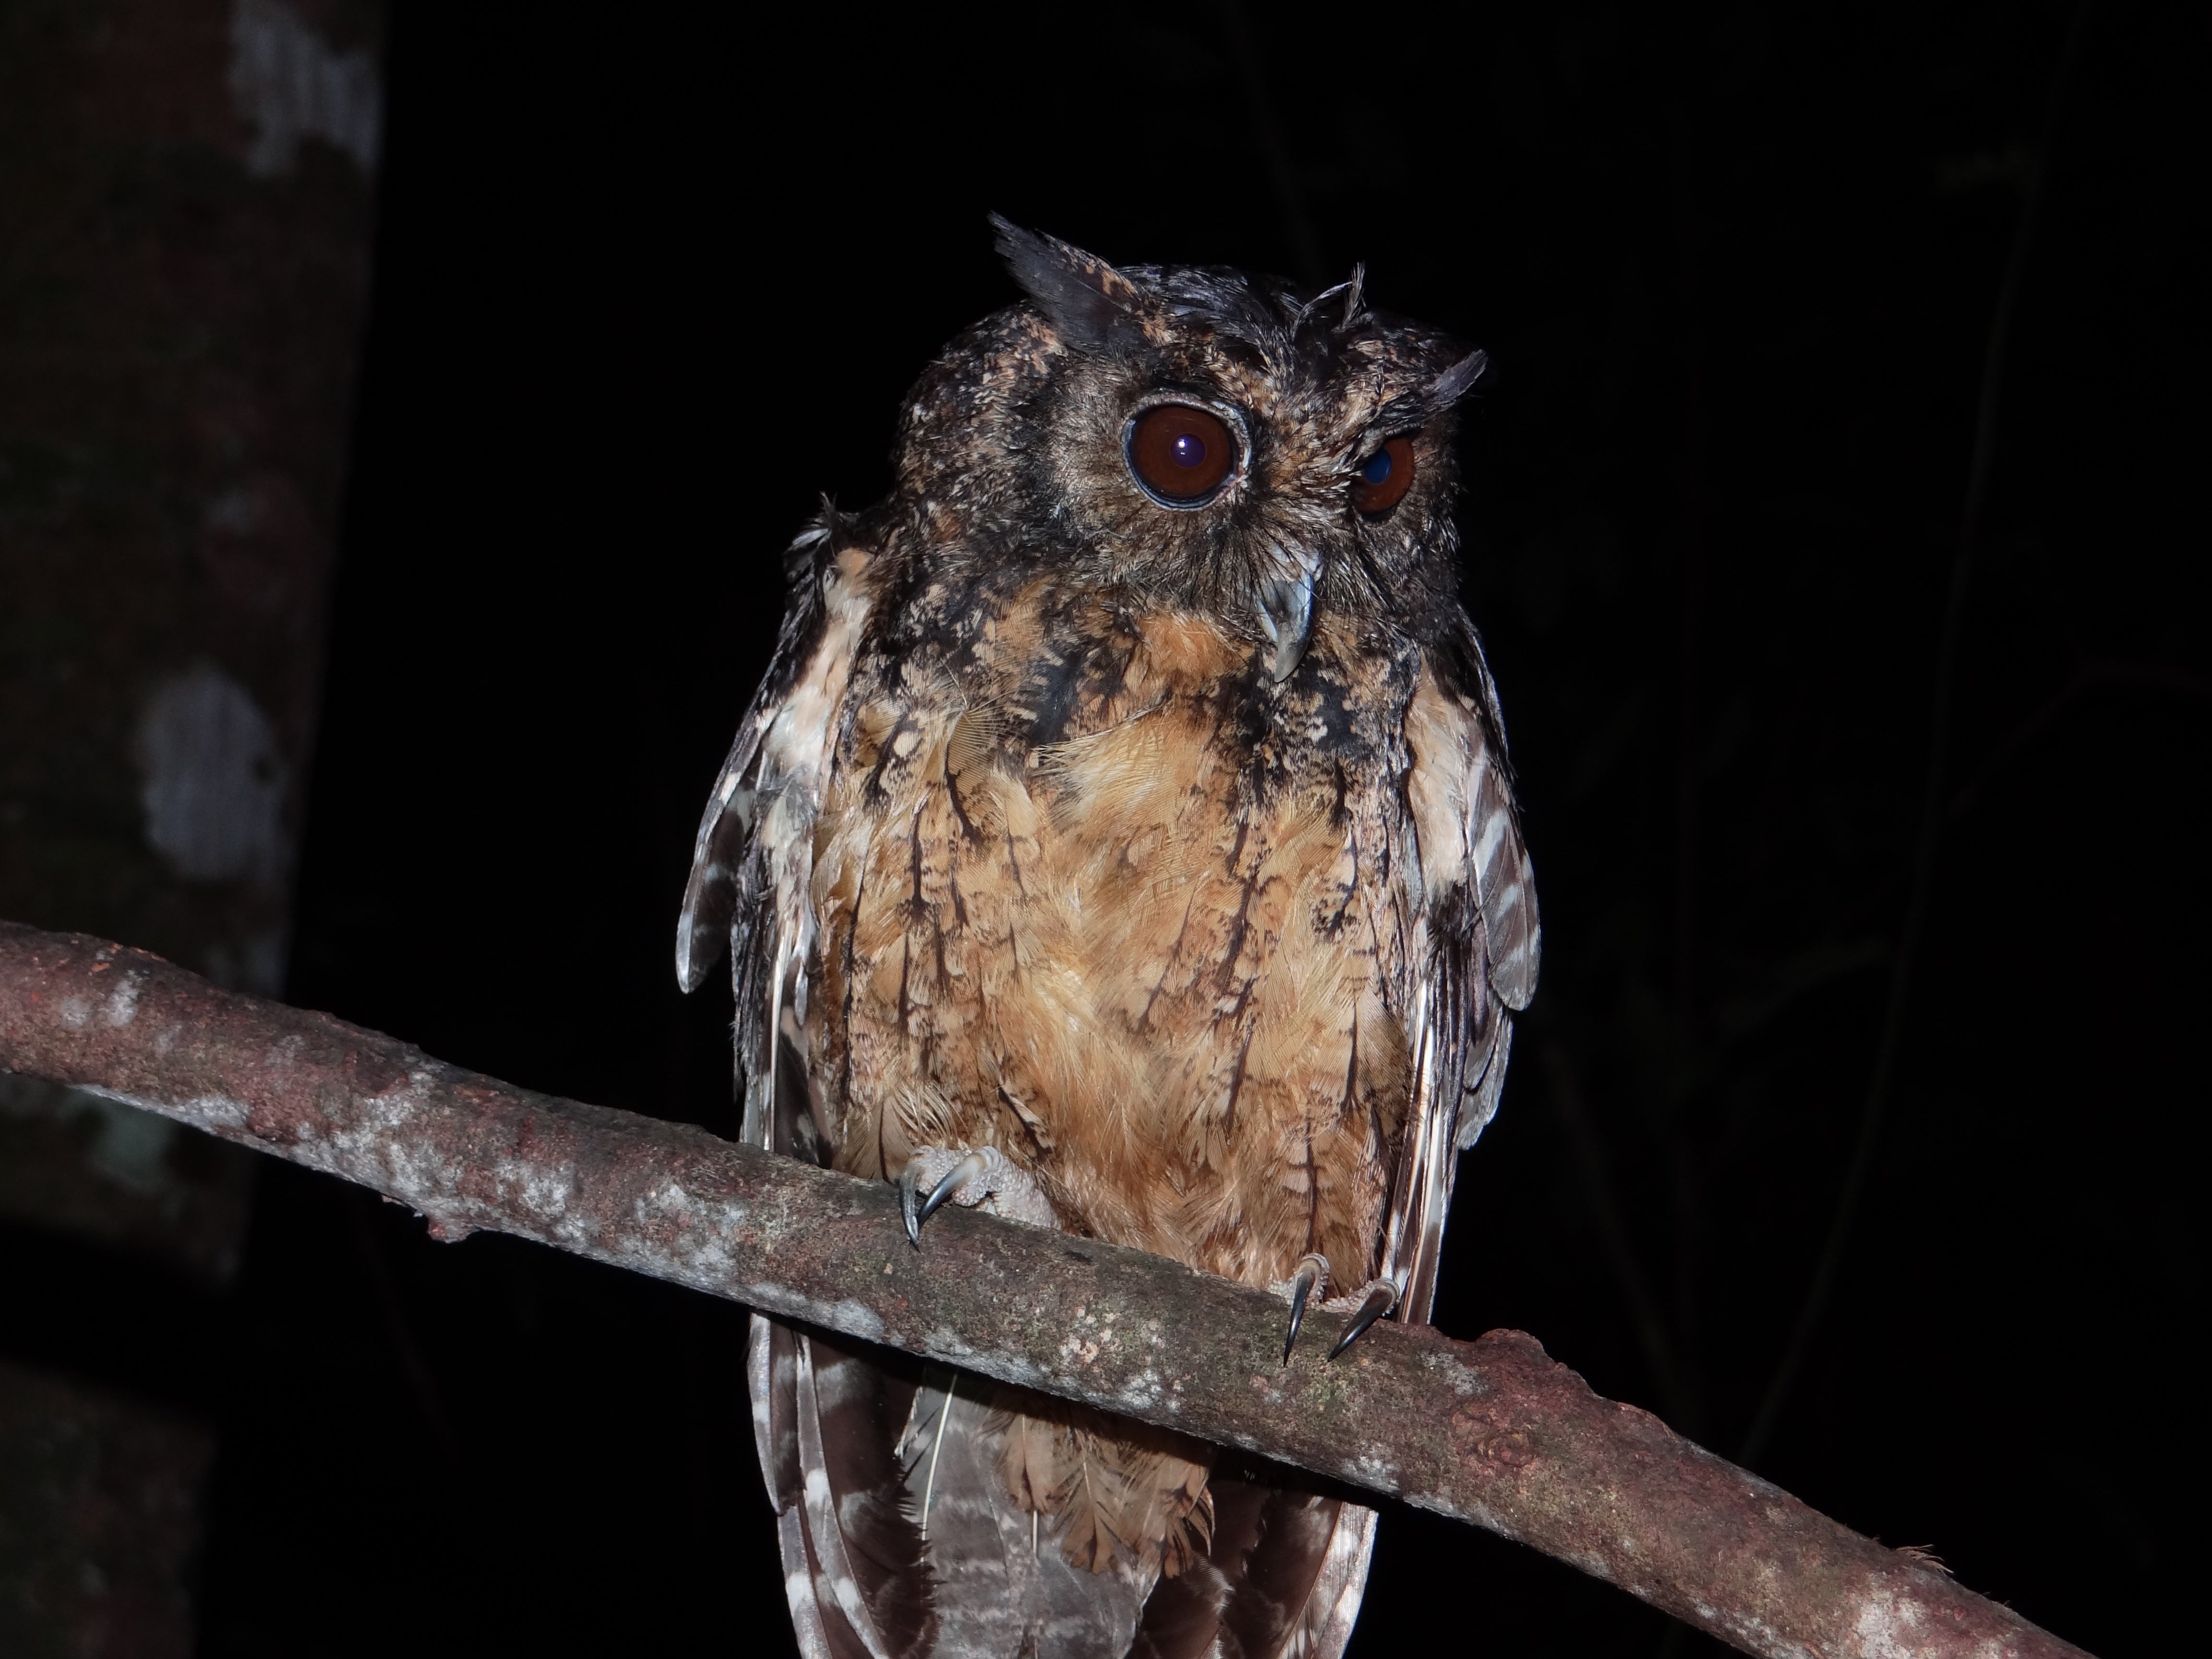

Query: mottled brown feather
[814,599,1412,1296]
[682,228,1537,1659]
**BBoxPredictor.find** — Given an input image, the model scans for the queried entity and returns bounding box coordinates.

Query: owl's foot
[898,1144,1056,1246]
[1324,1278,1400,1361]
[1272,1254,1331,1365]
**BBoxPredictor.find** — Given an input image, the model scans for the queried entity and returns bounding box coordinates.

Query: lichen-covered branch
[0,922,2089,1659]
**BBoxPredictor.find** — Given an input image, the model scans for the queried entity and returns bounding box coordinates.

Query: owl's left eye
[1351,437,1417,515]
[1126,404,1238,507]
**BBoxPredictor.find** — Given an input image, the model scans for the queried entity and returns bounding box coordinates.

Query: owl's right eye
[1125,404,1238,507]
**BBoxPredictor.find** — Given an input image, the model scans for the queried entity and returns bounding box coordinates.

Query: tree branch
[0,922,2089,1659]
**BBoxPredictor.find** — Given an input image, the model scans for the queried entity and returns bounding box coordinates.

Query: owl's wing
[678,511,876,1152]
[680,516,941,1659]
[1379,616,1540,1324]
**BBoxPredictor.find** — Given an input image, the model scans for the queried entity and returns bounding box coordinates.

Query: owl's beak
[1257,566,1316,682]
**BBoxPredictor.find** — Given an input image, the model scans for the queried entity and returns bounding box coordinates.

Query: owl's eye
[1126,404,1237,507]
[1351,436,1416,515]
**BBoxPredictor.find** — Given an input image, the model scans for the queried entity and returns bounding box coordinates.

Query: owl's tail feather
[980,1390,1214,1581]
[898,1370,1160,1656]
[753,1310,1377,1658]
[753,1317,938,1659]
[1125,1477,1374,1659]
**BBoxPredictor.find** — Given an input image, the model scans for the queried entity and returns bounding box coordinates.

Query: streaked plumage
[679,221,1537,1658]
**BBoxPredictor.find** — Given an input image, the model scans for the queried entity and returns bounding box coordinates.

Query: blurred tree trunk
[0,0,381,1650]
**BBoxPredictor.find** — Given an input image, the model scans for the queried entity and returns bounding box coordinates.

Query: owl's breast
[806,594,1420,1287]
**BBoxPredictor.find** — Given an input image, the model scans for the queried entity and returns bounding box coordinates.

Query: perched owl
[677,220,1537,1659]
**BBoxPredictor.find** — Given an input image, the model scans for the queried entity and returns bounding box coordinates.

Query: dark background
[141,1,2209,1653]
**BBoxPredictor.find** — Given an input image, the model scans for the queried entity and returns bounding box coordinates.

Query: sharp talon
[917,1150,990,1232]
[1327,1281,1398,1361]
[899,1163,926,1249]
[1283,1253,1329,1365]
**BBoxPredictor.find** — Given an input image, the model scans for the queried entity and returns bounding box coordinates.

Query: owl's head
[891,219,1487,681]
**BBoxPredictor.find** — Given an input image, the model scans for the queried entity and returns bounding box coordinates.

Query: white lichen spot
[229,0,383,177]
[1345,1452,1398,1489]
[183,1092,252,1131]
[1848,1588,1955,1659]
[1112,1369,1169,1413]
[133,665,289,890]
[104,972,145,1027]
[499,1162,574,1219]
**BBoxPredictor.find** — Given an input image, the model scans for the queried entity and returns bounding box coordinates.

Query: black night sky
[165,4,2209,1653]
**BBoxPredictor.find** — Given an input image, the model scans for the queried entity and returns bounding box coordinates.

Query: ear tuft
[1431,349,1490,407]
[989,214,1142,349]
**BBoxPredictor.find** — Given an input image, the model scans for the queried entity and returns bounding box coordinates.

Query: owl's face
[892,221,1486,679]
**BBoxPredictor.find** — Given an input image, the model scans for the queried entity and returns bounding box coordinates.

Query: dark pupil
[1360,450,1393,484]
[1170,432,1208,469]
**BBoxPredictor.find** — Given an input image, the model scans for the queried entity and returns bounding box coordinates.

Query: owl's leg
[1322,1279,1401,1360]
[1274,1253,1331,1365]
[898,1144,1057,1246]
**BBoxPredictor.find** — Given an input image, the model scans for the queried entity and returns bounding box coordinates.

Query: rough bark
[2,5,383,1647]
[0,921,2092,1659]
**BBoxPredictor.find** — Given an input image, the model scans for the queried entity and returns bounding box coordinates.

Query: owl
[677,220,1537,1659]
